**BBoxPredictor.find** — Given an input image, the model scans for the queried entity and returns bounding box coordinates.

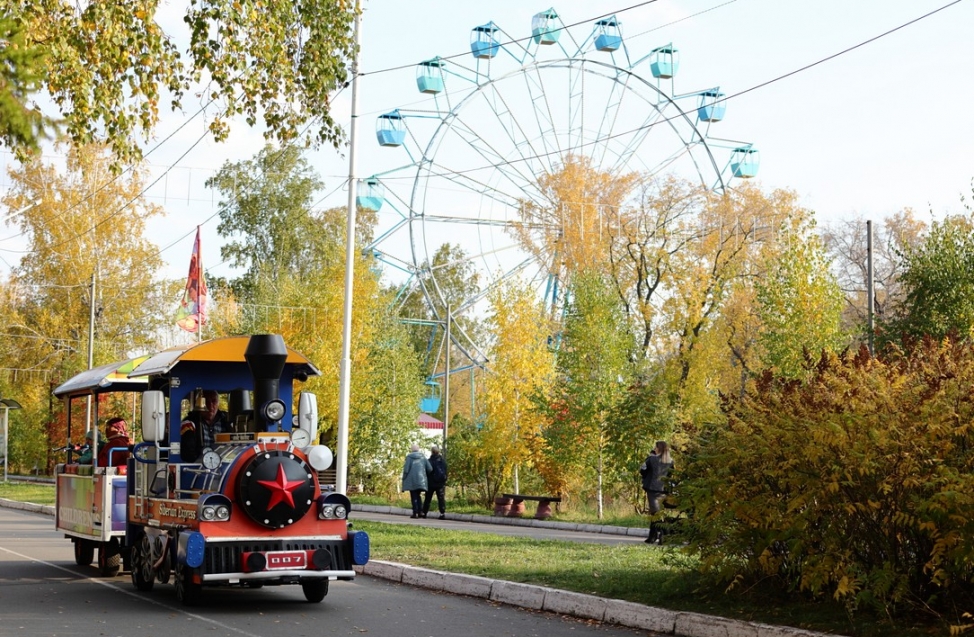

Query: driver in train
[180,389,232,462]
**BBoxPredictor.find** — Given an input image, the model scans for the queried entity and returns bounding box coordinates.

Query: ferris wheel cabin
[416,58,446,94]
[471,23,500,59]
[730,147,760,178]
[420,380,442,414]
[356,177,384,212]
[697,91,726,123]
[650,45,679,79]
[594,17,622,52]
[532,9,561,45]
[376,111,406,147]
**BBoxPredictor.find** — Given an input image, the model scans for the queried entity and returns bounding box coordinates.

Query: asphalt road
[0,507,650,637]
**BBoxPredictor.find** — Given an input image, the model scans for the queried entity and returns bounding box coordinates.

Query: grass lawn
[0,481,950,636]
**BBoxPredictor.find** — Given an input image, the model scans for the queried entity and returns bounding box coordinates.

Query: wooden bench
[499,493,562,519]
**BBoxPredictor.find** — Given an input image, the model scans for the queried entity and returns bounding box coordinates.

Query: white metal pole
[85,271,96,435]
[335,3,362,495]
[443,306,450,454]
[2,407,8,482]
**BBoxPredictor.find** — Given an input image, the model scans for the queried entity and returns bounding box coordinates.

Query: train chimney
[244,335,288,430]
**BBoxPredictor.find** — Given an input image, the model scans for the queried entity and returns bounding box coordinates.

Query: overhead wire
[355,0,663,80]
[2,0,963,279]
[363,0,965,185]
[0,0,704,274]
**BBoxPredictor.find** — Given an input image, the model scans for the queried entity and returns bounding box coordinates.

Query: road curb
[356,560,839,637]
[0,497,54,516]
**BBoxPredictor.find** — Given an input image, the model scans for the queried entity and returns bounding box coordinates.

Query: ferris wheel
[357,8,759,375]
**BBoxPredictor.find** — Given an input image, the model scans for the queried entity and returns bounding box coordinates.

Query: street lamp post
[1,397,23,482]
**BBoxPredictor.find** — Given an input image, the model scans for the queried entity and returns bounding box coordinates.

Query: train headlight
[318,493,351,520]
[200,497,232,523]
[262,399,287,423]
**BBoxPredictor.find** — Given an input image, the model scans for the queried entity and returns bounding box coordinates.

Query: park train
[52,334,369,606]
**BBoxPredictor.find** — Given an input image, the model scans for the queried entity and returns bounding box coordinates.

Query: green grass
[0,481,55,505]
[358,520,914,637]
[0,481,950,636]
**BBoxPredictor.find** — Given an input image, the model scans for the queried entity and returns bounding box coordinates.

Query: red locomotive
[53,334,369,605]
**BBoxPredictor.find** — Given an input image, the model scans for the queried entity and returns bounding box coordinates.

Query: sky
[1,0,972,288]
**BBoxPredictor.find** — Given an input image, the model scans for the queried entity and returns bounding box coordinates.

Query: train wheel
[175,564,202,606]
[98,540,121,577]
[301,579,329,603]
[130,534,155,592]
[73,539,94,566]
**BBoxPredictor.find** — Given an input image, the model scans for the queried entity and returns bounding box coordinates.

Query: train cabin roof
[130,336,320,377]
[53,355,151,397]
[53,337,320,399]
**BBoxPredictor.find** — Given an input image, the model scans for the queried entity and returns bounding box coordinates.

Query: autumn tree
[541,269,631,517]
[0,14,48,155]
[0,143,168,470]
[882,212,974,343]
[480,278,555,496]
[822,210,924,342]
[754,215,846,378]
[3,0,356,165]
[513,154,639,280]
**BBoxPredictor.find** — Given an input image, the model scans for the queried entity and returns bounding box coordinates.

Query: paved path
[353,505,650,545]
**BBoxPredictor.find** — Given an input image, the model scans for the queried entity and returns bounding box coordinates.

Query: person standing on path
[422,444,448,519]
[640,440,673,543]
[402,444,432,519]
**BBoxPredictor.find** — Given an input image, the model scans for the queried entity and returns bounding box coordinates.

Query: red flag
[176,228,207,333]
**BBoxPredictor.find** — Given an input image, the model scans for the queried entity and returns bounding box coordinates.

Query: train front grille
[203,539,352,574]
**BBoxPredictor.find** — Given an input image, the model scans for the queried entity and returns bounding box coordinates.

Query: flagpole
[197,225,203,344]
[335,1,362,495]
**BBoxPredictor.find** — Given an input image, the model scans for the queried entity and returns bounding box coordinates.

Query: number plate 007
[265,550,307,569]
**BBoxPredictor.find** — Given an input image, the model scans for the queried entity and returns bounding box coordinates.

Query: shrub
[681,340,974,619]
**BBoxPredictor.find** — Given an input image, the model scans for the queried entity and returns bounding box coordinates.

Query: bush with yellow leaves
[681,339,974,620]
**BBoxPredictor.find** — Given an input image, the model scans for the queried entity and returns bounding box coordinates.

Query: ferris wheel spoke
[460,88,552,193]
[590,73,633,172]
[522,65,562,176]
[420,158,540,212]
[425,141,545,211]
[606,100,682,177]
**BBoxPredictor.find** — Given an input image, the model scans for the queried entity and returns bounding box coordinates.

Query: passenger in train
[97,417,132,467]
[77,428,103,464]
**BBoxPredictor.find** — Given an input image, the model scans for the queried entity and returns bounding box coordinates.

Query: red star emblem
[257,464,304,510]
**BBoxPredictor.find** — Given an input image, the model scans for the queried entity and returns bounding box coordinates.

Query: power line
[357,0,663,79]
[367,0,965,185]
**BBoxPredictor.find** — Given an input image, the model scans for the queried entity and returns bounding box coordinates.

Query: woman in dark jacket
[640,440,674,543]
[640,440,673,512]
[422,445,448,519]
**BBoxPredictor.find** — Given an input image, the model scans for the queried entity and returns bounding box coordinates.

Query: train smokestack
[245,335,288,430]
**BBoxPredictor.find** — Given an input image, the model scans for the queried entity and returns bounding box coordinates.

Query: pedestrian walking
[640,440,673,543]
[402,444,432,518]
[422,444,448,519]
